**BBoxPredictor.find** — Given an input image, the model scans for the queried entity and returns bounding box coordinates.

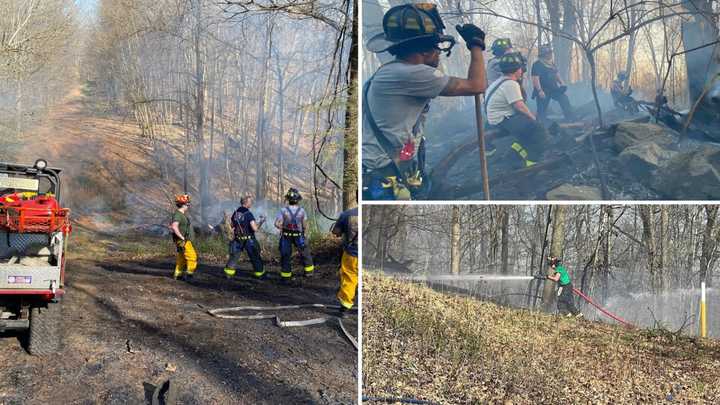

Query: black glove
[455,24,485,50]
[176,239,186,253]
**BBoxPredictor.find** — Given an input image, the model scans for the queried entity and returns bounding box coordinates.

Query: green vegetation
[363,272,720,404]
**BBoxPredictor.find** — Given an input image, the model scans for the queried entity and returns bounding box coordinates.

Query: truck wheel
[27,301,62,355]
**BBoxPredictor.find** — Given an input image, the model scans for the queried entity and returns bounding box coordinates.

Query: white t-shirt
[362,61,450,170]
[486,77,524,125]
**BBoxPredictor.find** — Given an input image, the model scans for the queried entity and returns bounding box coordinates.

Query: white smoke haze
[364,204,720,338]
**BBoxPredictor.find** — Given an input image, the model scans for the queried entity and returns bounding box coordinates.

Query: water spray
[394,274,536,282]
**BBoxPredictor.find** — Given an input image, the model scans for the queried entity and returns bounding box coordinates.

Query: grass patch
[363,272,720,404]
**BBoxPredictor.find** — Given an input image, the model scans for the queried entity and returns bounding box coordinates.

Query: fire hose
[572,287,633,328]
[207,304,358,349]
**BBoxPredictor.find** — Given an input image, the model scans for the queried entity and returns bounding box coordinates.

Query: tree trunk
[639,206,659,293]
[601,205,612,303]
[342,0,359,210]
[193,0,209,224]
[255,21,274,200]
[701,205,718,286]
[450,205,461,275]
[542,205,565,311]
[500,206,509,274]
[681,0,718,113]
[586,49,604,127]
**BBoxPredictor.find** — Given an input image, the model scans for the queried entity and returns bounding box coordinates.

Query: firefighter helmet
[491,38,512,56]
[539,44,553,57]
[498,52,526,74]
[285,188,302,204]
[175,194,191,205]
[366,3,455,54]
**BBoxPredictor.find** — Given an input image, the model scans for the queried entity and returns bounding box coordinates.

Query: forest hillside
[363,273,720,404]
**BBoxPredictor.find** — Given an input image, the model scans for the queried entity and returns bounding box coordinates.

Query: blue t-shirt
[333,207,358,257]
[232,207,256,236]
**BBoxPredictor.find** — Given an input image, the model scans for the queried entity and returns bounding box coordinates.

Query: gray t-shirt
[486,57,503,84]
[362,61,450,170]
[275,206,306,232]
[486,77,523,125]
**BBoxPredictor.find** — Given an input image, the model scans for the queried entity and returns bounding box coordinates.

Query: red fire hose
[572,287,634,328]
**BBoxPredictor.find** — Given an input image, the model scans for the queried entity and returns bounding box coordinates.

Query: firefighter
[362,3,487,200]
[224,195,266,279]
[486,38,513,84]
[170,194,197,280]
[486,52,548,167]
[331,206,358,316]
[545,256,582,317]
[274,188,314,281]
[611,71,637,111]
[531,44,575,123]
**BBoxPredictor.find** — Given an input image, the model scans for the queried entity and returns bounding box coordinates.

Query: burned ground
[423,92,720,201]
[363,272,720,404]
[0,232,357,405]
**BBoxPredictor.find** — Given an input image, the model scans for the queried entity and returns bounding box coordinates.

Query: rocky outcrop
[546,184,602,200]
[613,122,676,151]
[619,142,677,179]
[652,145,720,199]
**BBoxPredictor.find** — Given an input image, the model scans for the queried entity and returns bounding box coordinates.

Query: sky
[75,0,98,19]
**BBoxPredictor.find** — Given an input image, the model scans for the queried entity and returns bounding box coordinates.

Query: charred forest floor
[0,84,357,404]
[363,272,720,404]
[0,229,357,405]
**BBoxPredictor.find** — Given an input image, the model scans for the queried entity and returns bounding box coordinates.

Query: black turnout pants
[226,236,264,276]
[497,114,548,161]
[557,283,580,315]
[536,91,575,122]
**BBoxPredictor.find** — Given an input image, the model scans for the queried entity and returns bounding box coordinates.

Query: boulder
[613,122,676,151]
[546,184,603,200]
[619,142,677,180]
[652,145,720,199]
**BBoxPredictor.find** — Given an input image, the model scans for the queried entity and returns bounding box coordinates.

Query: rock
[613,122,676,151]
[653,145,720,199]
[546,184,602,200]
[619,142,677,179]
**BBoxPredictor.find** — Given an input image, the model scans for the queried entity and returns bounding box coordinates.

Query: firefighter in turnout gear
[485,52,548,167]
[224,195,266,279]
[274,188,314,280]
[331,206,358,316]
[170,194,197,280]
[363,3,487,200]
[545,256,582,317]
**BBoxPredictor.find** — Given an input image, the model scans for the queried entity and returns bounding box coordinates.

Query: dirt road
[0,242,357,404]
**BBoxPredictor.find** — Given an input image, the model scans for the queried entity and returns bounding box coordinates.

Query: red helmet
[175,194,191,205]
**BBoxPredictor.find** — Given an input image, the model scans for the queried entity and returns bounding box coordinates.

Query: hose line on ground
[362,396,440,404]
[572,287,633,327]
[208,304,358,349]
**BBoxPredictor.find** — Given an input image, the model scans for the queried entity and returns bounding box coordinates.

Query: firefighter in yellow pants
[170,194,198,280]
[331,207,358,316]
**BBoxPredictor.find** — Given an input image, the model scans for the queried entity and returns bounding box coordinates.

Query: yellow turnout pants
[174,240,198,277]
[337,251,358,309]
